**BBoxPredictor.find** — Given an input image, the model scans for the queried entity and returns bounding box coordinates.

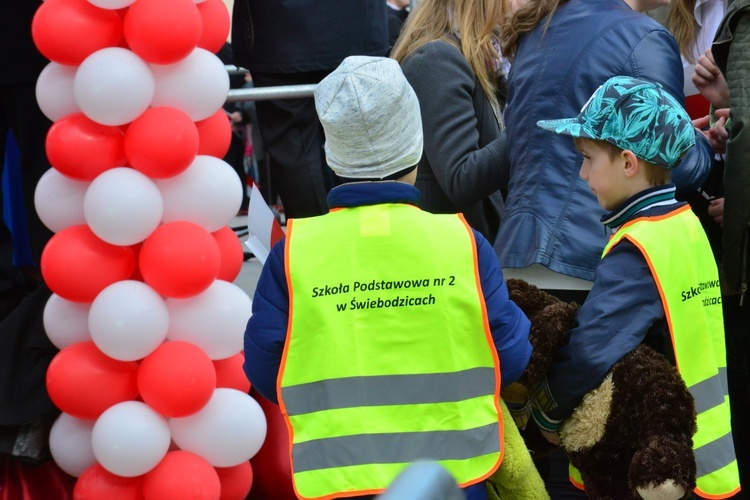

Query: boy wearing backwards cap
[243,55,532,500]
[534,75,740,498]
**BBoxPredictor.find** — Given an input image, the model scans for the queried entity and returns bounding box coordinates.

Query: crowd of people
[1,0,748,498]
[240,0,747,498]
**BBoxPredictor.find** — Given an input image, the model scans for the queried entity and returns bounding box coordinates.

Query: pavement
[229,214,264,299]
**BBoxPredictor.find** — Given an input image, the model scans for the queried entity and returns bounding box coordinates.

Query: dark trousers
[0,83,57,464]
[724,295,750,499]
[251,71,339,219]
[0,83,53,311]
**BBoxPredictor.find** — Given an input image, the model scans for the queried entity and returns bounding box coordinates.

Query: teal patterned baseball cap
[537,76,695,169]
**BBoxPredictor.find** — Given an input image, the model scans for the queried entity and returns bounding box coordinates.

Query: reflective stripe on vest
[601,205,740,498]
[280,204,503,500]
[569,465,585,491]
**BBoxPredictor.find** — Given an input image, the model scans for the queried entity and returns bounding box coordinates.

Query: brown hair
[573,137,671,186]
[666,0,699,63]
[390,0,507,110]
[501,0,570,59]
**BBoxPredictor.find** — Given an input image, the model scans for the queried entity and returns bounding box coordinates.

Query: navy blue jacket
[244,182,532,404]
[244,182,531,500]
[495,0,713,281]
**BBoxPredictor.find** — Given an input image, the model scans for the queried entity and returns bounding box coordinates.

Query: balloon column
[32,0,265,497]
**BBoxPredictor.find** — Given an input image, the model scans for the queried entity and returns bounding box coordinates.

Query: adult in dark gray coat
[391,0,510,242]
[700,3,750,490]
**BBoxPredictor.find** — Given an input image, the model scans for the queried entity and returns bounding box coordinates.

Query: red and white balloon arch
[31,0,265,497]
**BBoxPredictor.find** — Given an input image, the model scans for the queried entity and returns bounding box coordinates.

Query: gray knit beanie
[314,56,423,180]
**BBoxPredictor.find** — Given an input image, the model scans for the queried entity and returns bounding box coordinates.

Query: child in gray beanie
[313,55,423,181]
[243,55,532,500]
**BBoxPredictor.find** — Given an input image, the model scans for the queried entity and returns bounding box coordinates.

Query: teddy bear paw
[636,480,686,500]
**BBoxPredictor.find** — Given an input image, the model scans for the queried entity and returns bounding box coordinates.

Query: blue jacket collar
[327,181,421,209]
[601,183,678,229]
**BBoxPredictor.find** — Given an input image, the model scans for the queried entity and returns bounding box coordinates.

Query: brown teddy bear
[504,278,698,500]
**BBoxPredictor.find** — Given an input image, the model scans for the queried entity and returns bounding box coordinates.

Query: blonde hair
[501,0,569,59]
[666,0,699,63]
[390,0,506,111]
[573,137,671,186]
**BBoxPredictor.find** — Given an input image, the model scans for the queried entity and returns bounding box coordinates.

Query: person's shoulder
[550,0,669,52]
[401,39,469,76]
[405,39,462,61]
[727,0,750,16]
[577,0,665,30]
[591,9,673,54]
[719,0,750,35]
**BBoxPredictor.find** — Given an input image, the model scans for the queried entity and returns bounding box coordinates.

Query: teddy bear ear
[506,278,561,319]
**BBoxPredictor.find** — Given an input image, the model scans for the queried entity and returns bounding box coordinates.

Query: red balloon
[213,353,250,394]
[41,225,137,303]
[143,451,221,500]
[138,221,220,298]
[46,113,127,181]
[248,389,296,500]
[75,463,144,500]
[32,0,123,66]
[216,462,253,500]
[137,341,216,417]
[123,0,201,64]
[212,226,244,282]
[46,342,139,420]
[125,107,199,179]
[197,0,231,54]
[195,109,232,158]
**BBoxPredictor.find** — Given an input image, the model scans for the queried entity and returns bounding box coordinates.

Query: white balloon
[74,48,155,126]
[36,62,80,122]
[92,401,171,477]
[150,48,229,121]
[166,280,251,360]
[89,280,169,361]
[86,0,135,9]
[49,413,96,477]
[157,155,242,232]
[83,167,163,246]
[169,389,267,467]
[34,168,89,234]
[43,293,91,349]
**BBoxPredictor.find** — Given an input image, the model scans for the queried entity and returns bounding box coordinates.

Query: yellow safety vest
[569,205,740,498]
[279,203,504,500]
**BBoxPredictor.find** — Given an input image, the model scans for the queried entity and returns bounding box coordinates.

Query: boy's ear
[621,149,640,178]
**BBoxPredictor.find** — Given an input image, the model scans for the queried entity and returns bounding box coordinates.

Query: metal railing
[224,66,316,102]
[227,84,316,102]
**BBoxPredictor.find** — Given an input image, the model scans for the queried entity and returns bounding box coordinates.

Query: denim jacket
[494,0,713,281]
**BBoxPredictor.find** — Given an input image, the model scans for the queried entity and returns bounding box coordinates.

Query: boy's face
[577,141,630,211]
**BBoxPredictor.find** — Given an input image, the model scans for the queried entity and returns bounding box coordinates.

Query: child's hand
[540,429,561,446]
[710,115,729,154]
[694,109,729,154]
[707,197,724,226]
